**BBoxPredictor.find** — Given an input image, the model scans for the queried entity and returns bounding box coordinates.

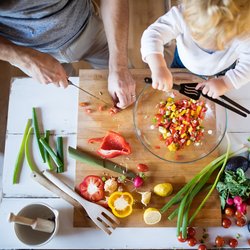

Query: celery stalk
[39,137,63,169]
[12,119,32,184]
[44,130,54,171]
[32,107,45,162]
[56,136,64,173]
[25,127,37,171]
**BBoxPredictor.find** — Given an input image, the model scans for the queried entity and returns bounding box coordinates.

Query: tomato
[137,163,149,172]
[215,236,225,247]
[187,227,196,237]
[235,217,247,227]
[155,114,163,122]
[229,238,238,248]
[235,210,244,218]
[222,217,232,228]
[198,244,207,250]
[187,237,197,247]
[177,233,187,243]
[79,175,104,202]
[225,207,234,217]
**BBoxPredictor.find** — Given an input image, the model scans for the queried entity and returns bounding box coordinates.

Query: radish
[226,197,234,206]
[237,202,247,214]
[133,176,144,188]
[233,196,243,206]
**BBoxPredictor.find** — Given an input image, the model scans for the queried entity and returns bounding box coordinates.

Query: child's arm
[196,77,234,99]
[145,54,173,91]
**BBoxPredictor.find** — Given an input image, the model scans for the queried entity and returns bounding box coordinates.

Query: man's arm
[100,0,136,109]
[0,36,68,87]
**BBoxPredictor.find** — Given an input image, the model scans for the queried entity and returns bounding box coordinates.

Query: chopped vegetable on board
[104,178,118,193]
[79,175,104,202]
[108,191,133,218]
[88,131,131,158]
[139,191,152,206]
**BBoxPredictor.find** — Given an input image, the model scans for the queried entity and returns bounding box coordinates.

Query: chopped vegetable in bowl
[153,97,207,152]
[133,85,227,163]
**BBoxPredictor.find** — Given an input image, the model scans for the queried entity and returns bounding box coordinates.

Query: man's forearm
[100,0,129,70]
[0,36,19,64]
[0,36,33,69]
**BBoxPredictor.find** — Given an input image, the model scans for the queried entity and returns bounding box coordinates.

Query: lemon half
[143,208,162,225]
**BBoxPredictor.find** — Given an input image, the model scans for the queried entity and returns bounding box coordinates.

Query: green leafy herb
[216,168,250,209]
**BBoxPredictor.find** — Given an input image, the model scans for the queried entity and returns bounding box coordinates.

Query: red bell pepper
[79,175,104,202]
[88,131,131,158]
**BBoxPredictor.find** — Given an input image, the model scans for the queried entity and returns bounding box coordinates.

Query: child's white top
[141,6,250,89]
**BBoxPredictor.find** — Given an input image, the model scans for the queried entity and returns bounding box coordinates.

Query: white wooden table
[0,76,250,249]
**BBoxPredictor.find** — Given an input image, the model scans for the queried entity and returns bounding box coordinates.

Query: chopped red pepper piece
[88,137,104,144]
[88,131,131,158]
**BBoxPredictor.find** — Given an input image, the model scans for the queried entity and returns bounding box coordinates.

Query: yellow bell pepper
[108,191,134,218]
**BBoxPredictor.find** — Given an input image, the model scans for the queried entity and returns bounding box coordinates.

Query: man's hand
[108,68,136,109]
[0,36,68,88]
[100,0,136,109]
[14,48,69,88]
[196,77,233,99]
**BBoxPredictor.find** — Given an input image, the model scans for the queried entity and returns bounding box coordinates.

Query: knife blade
[68,80,110,105]
[68,146,136,179]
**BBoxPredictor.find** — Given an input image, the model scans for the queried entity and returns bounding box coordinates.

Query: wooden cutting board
[73,69,222,228]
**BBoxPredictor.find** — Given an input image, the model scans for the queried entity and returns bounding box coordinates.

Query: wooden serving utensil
[8,212,55,233]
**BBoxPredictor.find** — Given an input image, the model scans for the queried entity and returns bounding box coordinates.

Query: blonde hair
[182,0,250,50]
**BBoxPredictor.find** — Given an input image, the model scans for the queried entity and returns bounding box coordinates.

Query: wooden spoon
[8,212,55,233]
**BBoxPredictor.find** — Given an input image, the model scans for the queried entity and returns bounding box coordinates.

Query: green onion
[39,137,63,169]
[181,203,191,239]
[188,134,231,224]
[44,130,54,171]
[56,136,64,173]
[68,146,136,178]
[13,119,32,184]
[25,127,37,171]
[160,132,248,239]
[32,107,45,162]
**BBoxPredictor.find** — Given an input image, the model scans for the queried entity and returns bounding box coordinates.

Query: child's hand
[196,77,232,99]
[145,54,173,92]
[151,66,173,91]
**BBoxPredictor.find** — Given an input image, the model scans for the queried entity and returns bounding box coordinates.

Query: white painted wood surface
[0,76,250,249]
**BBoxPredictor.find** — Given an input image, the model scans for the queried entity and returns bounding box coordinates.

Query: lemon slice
[143,208,162,225]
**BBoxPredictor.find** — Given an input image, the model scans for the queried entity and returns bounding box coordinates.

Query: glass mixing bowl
[133,84,227,163]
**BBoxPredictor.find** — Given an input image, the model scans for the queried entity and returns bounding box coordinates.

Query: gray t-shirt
[0,0,91,52]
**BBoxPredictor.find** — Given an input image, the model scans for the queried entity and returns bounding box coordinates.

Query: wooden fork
[42,170,120,235]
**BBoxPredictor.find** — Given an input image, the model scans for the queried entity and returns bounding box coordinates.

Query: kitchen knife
[68,80,110,105]
[68,146,136,179]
